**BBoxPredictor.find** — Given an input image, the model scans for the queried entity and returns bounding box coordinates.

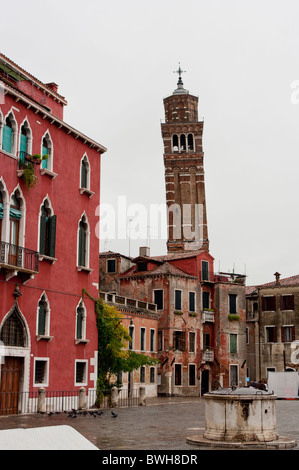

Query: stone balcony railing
[202,309,214,322]
[99,291,157,313]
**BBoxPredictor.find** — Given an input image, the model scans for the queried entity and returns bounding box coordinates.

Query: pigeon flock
[40,408,118,418]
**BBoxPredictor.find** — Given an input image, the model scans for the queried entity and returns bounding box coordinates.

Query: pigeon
[111,410,118,418]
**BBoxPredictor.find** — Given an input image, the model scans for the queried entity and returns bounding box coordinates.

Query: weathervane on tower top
[173,63,188,95]
[174,63,186,86]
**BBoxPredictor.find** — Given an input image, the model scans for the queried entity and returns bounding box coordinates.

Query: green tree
[82,289,158,395]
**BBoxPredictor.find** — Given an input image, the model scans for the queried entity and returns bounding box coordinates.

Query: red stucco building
[0,53,106,413]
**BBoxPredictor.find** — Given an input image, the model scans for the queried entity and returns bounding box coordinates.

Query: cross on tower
[173,63,186,86]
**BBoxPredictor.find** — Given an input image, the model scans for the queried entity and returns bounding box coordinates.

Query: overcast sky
[2,0,299,286]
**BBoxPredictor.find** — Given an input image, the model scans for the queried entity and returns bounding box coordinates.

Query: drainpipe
[258,288,261,382]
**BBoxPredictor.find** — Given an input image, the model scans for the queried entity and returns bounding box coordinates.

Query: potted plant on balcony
[18,154,48,190]
[25,153,48,165]
[22,162,38,190]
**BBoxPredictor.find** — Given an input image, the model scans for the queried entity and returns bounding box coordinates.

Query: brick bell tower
[161,65,209,253]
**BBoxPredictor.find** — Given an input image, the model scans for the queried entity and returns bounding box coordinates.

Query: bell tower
[161,65,209,253]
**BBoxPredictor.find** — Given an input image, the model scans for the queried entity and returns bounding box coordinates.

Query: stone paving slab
[0,397,298,450]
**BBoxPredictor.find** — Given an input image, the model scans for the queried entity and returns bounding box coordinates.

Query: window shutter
[281,326,285,343]
[39,215,47,255]
[42,144,48,169]
[202,261,209,281]
[273,327,277,343]
[292,325,296,342]
[189,292,195,312]
[20,133,27,154]
[175,290,182,310]
[48,215,57,258]
[2,124,12,153]
[262,297,266,311]
[280,296,284,310]
[288,295,294,310]
[0,202,3,219]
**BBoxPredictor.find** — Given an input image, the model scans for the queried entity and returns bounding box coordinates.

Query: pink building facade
[0,54,106,413]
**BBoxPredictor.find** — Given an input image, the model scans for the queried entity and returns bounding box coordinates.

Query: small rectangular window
[282,325,295,343]
[229,294,237,314]
[265,326,277,343]
[129,325,134,350]
[230,333,237,353]
[154,290,163,310]
[75,361,87,385]
[175,290,182,311]
[202,291,210,310]
[150,367,155,383]
[140,366,145,383]
[203,333,210,350]
[189,292,195,312]
[189,364,196,386]
[173,331,185,351]
[140,327,146,351]
[262,296,276,311]
[175,364,182,386]
[34,359,49,386]
[189,332,196,352]
[280,295,294,311]
[107,259,116,273]
[202,261,209,281]
[150,329,155,352]
[158,330,163,351]
[230,365,238,387]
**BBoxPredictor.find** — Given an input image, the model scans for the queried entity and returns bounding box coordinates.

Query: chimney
[274,272,281,285]
[46,82,59,93]
[139,246,150,257]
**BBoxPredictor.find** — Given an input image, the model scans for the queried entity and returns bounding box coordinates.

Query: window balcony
[202,309,214,322]
[0,241,39,281]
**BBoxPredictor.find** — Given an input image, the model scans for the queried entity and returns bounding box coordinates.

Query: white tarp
[0,425,98,450]
[268,371,299,398]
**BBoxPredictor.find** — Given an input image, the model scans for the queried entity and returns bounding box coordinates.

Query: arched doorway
[0,302,30,415]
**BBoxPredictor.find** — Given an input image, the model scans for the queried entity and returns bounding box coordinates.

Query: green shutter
[42,145,48,169]
[2,124,12,153]
[9,207,21,220]
[20,133,27,154]
[230,334,237,353]
[0,202,3,219]
[39,215,47,255]
[48,215,57,258]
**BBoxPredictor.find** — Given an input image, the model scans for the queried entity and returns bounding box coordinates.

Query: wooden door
[201,369,209,396]
[0,357,22,415]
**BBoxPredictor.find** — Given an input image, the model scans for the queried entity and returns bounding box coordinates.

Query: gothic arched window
[39,200,56,258]
[78,216,89,268]
[0,308,26,347]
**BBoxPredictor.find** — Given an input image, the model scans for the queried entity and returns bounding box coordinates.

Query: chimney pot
[274,272,281,285]
[139,246,150,257]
